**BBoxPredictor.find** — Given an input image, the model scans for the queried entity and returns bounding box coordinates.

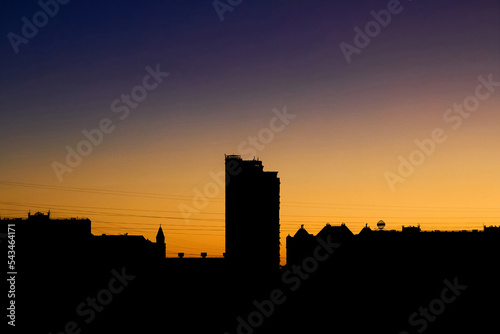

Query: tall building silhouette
[225,154,280,273]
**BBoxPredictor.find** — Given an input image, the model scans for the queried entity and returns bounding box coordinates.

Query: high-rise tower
[225,155,280,273]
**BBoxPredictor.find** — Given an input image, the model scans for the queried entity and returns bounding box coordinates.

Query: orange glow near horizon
[2,5,499,265]
[2,95,500,265]
[2,112,500,266]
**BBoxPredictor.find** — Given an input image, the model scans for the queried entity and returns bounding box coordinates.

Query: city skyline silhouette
[3,155,500,333]
[2,1,500,263]
[2,0,499,333]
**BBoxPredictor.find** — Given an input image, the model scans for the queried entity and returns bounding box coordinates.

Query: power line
[2,180,498,211]
[0,180,202,200]
[1,202,224,222]
[2,202,499,227]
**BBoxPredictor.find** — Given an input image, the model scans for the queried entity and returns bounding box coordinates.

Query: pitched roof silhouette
[294,224,312,238]
[317,223,354,242]
[156,225,164,238]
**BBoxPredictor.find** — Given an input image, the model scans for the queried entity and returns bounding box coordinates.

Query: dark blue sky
[1,0,498,163]
[2,0,498,120]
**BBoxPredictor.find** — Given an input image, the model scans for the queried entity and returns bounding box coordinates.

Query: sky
[1,0,499,264]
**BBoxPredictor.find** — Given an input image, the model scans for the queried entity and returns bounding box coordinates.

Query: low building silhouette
[286,223,353,265]
[1,211,165,264]
[286,224,315,265]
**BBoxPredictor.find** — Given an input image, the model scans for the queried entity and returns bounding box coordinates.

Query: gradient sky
[1,0,499,263]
